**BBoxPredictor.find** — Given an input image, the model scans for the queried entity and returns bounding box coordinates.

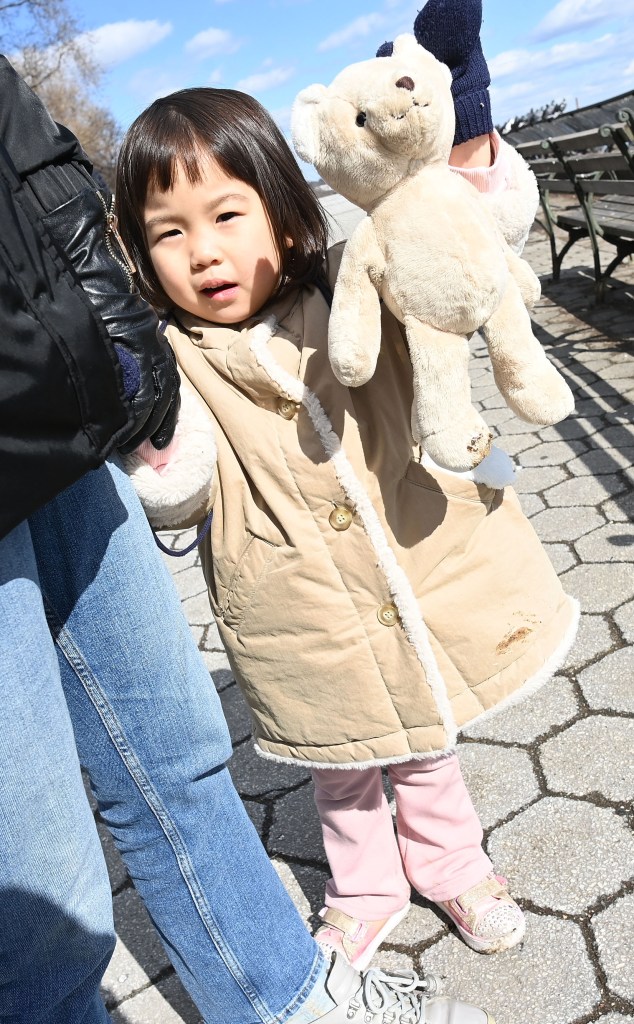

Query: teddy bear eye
[355,112,367,127]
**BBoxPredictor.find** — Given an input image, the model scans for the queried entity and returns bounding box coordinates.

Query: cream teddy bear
[291,34,574,474]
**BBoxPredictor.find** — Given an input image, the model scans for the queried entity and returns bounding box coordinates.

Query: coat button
[377,603,399,627]
[277,397,299,419]
[329,505,353,531]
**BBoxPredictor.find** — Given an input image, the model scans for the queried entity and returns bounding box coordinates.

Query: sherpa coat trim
[154,244,578,769]
[122,382,217,530]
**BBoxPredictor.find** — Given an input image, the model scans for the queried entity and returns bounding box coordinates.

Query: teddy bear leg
[404,316,493,471]
[504,247,541,310]
[482,281,574,425]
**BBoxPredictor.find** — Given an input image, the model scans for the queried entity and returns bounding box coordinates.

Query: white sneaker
[318,952,495,1023]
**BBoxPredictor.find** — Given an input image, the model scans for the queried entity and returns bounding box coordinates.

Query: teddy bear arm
[481,279,574,426]
[328,219,385,387]
[504,246,541,310]
[403,314,492,471]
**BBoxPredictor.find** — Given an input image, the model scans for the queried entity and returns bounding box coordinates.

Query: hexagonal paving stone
[518,493,545,518]
[497,432,541,458]
[529,506,604,542]
[559,563,634,612]
[171,565,208,601]
[181,591,215,626]
[578,647,634,713]
[481,392,511,410]
[385,898,446,948]
[229,741,310,798]
[519,440,587,467]
[103,889,171,1005]
[539,716,634,803]
[567,447,634,476]
[598,361,634,381]
[421,913,599,1024]
[110,973,201,1024]
[544,473,626,507]
[602,488,634,524]
[462,676,578,745]
[269,785,328,863]
[502,415,545,436]
[513,466,568,493]
[575,522,634,562]
[593,893,634,1002]
[537,416,602,442]
[614,600,634,643]
[480,405,514,428]
[366,948,416,973]
[220,682,254,744]
[488,797,634,914]
[457,744,538,830]
[564,613,613,670]
[543,542,577,574]
[593,1016,634,1024]
[598,425,634,448]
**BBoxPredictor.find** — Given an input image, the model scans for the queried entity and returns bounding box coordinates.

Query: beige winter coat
[158,244,578,769]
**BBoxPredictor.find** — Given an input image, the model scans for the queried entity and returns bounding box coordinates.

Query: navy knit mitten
[377,0,494,146]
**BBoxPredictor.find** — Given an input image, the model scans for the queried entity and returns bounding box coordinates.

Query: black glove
[1,56,180,452]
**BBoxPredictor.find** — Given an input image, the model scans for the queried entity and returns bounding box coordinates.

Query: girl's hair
[115,88,329,311]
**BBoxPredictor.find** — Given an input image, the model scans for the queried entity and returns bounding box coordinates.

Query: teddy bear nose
[395,76,415,91]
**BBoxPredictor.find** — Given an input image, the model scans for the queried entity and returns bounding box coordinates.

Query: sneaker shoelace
[356,967,439,1023]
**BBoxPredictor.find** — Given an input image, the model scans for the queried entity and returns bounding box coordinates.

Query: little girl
[116,77,578,970]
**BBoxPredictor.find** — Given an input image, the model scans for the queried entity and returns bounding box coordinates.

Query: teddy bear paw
[417,415,494,473]
[504,366,575,426]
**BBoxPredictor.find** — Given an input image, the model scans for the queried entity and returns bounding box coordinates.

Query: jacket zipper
[96,190,137,290]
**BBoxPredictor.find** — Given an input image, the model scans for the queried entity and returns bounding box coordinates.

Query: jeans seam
[46,598,277,1024]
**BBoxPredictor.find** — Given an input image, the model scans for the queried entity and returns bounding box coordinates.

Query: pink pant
[312,754,492,920]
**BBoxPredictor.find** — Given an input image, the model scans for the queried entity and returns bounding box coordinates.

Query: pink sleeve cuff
[133,436,181,475]
[450,131,509,195]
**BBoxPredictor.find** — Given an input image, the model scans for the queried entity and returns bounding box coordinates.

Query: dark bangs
[115,88,329,311]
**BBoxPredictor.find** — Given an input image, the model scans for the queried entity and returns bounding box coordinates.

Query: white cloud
[236,65,295,93]
[532,0,631,41]
[77,20,172,68]
[269,105,292,133]
[317,13,386,52]
[126,67,188,110]
[185,27,242,60]
[489,33,616,80]
[208,67,224,84]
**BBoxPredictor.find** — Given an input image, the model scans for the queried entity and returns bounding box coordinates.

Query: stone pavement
[99,217,634,1024]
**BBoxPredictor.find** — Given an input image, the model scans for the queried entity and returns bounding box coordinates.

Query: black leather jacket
[0,57,180,539]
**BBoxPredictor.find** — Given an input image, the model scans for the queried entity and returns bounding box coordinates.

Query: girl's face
[144,158,283,324]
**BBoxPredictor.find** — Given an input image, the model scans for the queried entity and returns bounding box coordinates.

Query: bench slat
[577,179,634,196]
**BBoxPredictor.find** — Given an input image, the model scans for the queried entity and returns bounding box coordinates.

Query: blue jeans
[0,460,329,1024]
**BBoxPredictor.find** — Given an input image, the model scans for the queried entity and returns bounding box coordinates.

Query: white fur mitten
[422,445,517,489]
[122,384,217,530]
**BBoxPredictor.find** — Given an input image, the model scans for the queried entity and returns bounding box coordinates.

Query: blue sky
[70,0,633,158]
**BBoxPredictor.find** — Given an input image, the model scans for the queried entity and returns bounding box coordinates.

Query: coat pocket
[220,533,280,631]
[389,459,500,584]
[404,458,497,507]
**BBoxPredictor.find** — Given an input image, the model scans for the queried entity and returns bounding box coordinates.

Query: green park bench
[505,92,634,302]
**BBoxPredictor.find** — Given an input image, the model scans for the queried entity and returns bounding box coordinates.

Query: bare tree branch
[1,0,122,186]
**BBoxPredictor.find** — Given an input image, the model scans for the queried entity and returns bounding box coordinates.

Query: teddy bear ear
[291,84,328,165]
[392,33,420,58]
